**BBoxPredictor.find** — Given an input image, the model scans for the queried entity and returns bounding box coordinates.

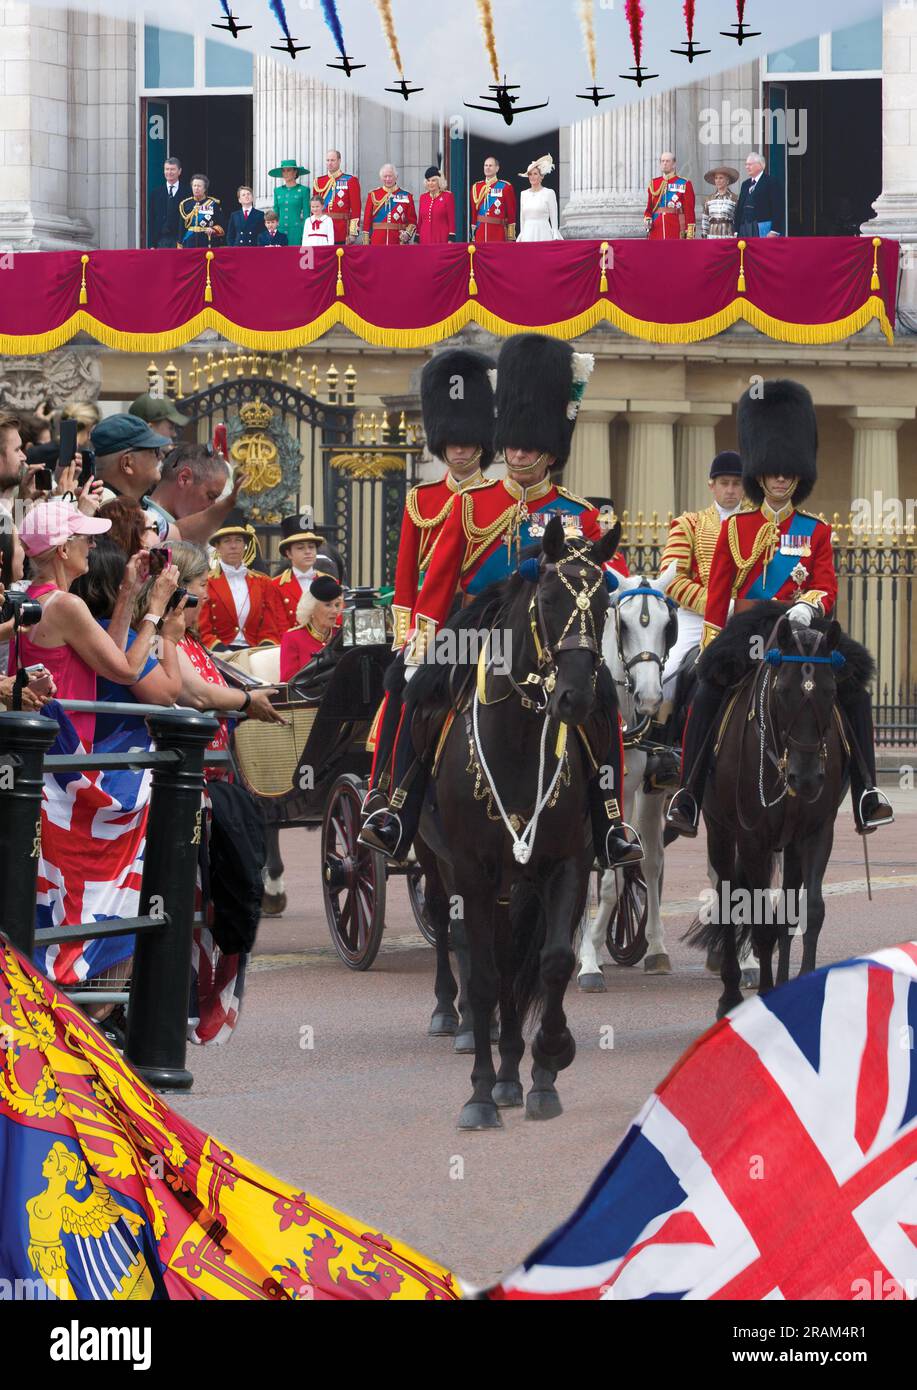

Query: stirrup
[856,788,894,835]
[665,789,699,838]
[357,808,403,858]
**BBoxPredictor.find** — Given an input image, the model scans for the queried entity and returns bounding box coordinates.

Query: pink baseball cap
[20,499,111,557]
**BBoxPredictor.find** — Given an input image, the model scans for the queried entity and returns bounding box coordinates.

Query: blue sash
[466,498,589,596]
[373,192,409,226]
[479,182,509,219]
[322,175,349,212]
[746,512,818,601]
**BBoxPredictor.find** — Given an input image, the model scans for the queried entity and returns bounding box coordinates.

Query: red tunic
[408,478,601,651]
[418,189,456,245]
[392,471,491,650]
[280,623,329,681]
[199,570,288,649]
[362,187,418,245]
[470,178,517,243]
[702,505,837,648]
[312,171,362,243]
[644,175,696,240]
[272,567,312,629]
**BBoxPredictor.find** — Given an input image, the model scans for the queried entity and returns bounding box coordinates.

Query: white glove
[786,602,813,627]
[403,663,418,684]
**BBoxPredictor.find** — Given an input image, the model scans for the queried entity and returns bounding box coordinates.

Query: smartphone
[165,588,199,614]
[147,546,173,577]
[25,664,53,697]
[33,468,54,492]
[77,447,96,489]
[57,418,78,476]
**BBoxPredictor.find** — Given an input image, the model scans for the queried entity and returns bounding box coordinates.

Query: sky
[44,0,886,139]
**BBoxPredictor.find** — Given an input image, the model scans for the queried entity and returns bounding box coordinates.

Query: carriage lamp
[341,588,388,647]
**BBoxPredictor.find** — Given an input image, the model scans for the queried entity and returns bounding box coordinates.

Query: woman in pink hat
[11,500,184,746]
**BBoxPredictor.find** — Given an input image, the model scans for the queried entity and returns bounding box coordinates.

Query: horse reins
[611,582,678,746]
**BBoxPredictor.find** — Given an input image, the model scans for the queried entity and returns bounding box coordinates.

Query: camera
[165,587,200,615]
[0,591,44,628]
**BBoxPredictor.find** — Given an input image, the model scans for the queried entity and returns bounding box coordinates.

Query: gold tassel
[336,246,345,298]
[599,241,609,294]
[737,240,747,295]
[871,236,881,292]
[79,254,89,305]
[467,244,478,297]
[204,250,214,304]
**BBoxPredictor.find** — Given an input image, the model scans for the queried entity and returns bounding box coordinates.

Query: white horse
[578,569,679,990]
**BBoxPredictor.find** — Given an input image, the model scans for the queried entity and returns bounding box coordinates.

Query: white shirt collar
[715,501,742,521]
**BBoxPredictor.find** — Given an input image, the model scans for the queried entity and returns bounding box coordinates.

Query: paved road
[173,787,917,1290]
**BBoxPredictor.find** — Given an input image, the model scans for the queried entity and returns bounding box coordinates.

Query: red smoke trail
[684,0,696,41]
[626,0,644,67]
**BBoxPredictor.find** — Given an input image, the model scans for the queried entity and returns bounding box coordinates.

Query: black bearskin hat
[737,379,818,506]
[494,333,594,469]
[420,348,496,469]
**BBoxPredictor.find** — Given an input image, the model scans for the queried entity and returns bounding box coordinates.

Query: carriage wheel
[605,864,649,967]
[322,774,387,971]
[406,866,437,947]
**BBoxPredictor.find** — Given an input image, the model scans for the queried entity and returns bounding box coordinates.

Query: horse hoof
[716,994,742,1020]
[740,968,760,990]
[458,1102,502,1130]
[428,1011,459,1037]
[577,972,606,993]
[453,1031,475,1054]
[261,892,286,918]
[492,1081,524,1108]
[705,948,722,974]
[526,1089,563,1122]
[532,1029,576,1073]
[643,953,672,975]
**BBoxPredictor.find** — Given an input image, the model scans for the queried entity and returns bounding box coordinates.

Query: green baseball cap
[91,413,173,456]
[129,393,188,428]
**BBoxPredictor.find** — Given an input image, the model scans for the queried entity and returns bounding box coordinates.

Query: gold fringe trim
[0,294,894,356]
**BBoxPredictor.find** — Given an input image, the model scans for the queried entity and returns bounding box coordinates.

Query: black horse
[408,517,621,1129]
[687,611,866,1017]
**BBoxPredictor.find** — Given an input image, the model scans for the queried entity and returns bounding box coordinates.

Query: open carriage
[226,592,434,970]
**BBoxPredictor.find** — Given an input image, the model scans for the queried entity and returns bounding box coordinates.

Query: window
[831,19,882,72]
[767,36,820,74]
[145,26,194,89]
[205,39,253,89]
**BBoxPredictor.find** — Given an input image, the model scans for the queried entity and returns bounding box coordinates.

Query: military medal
[791,562,808,587]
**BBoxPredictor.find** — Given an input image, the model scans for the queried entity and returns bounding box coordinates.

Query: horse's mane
[696,601,875,690]
[403,571,528,710]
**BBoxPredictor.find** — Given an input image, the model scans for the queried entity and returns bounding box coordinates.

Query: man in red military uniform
[199,512,288,650]
[362,164,417,245]
[470,155,517,243]
[666,380,893,838]
[644,151,696,240]
[272,515,327,629]
[361,333,642,869]
[313,149,362,245]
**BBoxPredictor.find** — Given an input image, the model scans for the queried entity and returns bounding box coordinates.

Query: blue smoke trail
[220,0,232,17]
[268,0,292,41]
[319,0,346,55]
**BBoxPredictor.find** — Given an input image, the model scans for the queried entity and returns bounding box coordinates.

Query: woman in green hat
[269,159,309,246]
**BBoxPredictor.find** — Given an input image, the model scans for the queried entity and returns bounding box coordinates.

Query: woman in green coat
[270,159,309,246]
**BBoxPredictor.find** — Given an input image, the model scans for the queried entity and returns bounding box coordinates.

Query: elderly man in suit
[735,152,784,238]
[149,155,191,248]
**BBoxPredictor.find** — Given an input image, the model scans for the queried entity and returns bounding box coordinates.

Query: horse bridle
[753,626,844,811]
[612,584,679,695]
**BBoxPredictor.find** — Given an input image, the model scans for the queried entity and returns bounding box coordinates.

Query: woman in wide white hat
[517,154,563,242]
[701,165,740,239]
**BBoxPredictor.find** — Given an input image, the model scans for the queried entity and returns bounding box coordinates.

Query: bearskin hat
[737,378,818,506]
[420,348,496,469]
[493,333,594,469]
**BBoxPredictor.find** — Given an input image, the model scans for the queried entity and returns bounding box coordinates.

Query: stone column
[622,403,688,528]
[675,405,734,513]
[253,56,360,208]
[0,2,95,250]
[565,408,623,501]
[865,6,917,244]
[563,91,676,240]
[841,407,914,699]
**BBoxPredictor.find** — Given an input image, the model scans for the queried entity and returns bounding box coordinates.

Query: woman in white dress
[517,154,563,242]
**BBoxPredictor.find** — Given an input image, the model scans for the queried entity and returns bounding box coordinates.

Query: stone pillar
[0,2,96,250]
[253,57,360,208]
[841,407,914,699]
[563,91,676,239]
[675,405,734,513]
[565,409,622,501]
[865,6,917,244]
[622,403,688,527]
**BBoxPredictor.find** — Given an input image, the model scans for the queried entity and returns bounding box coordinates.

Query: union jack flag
[490,944,917,1300]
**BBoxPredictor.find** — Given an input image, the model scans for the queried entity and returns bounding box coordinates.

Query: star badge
[790,562,808,586]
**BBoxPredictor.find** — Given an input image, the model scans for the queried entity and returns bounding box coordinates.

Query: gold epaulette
[277,568,294,585]
[556,485,591,509]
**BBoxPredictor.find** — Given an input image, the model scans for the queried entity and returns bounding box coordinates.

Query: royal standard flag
[0,942,457,1301]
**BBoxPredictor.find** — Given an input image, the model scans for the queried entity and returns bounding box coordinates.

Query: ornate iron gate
[148,351,423,584]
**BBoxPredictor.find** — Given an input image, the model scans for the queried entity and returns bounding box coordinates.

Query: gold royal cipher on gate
[230,398,282,495]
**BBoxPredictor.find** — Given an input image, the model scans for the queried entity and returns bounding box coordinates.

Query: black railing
[0,704,220,1091]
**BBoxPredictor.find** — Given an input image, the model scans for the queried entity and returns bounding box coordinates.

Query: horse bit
[612,583,679,746]
[753,626,845,810]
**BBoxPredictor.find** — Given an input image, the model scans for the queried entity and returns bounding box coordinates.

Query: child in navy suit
[258,210,289,247]
[226,185,267,246]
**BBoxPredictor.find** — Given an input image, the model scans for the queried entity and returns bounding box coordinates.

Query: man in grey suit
[734,152,784,238]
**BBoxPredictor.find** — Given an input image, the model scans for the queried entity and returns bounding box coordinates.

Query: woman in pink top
[12,500,184,745]
[418,167,456,245]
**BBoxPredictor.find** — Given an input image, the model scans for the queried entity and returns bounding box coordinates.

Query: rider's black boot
[665,788,700,838]
[837,684,895,835]
[665,677,723,839]
[587,735,644,869]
